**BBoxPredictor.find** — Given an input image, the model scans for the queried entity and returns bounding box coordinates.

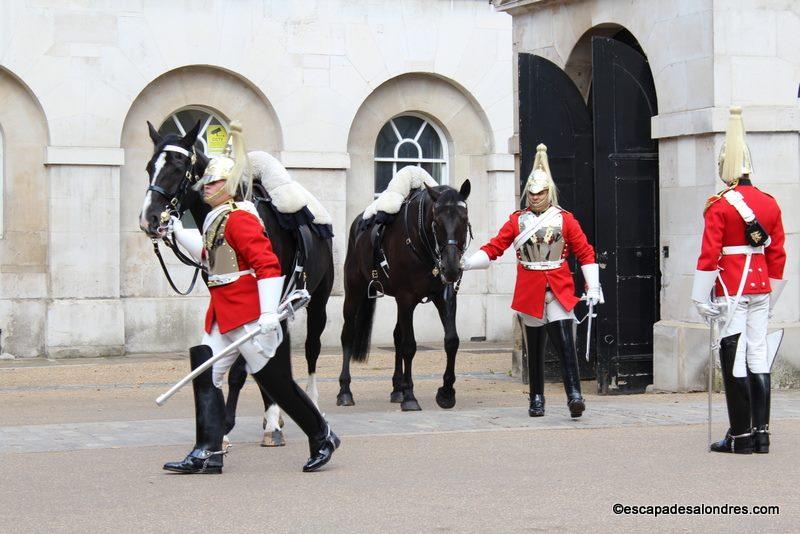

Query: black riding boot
[749,372,771,453]
[251,324,340,472]
[710,334,753,454]
[523,325,546,417]
[163,345,226,474]
[545,319,585,418]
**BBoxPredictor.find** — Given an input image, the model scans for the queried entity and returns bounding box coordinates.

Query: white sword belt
[721,245,764,255]
[207,269,255,287]
[519,259,564,271]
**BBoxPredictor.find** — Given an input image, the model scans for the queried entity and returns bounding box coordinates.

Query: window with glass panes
[158,108,229,157]
[158,108,229,227]
[374,115,448,195]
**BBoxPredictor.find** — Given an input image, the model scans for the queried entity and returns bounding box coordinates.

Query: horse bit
[407,189,473,292]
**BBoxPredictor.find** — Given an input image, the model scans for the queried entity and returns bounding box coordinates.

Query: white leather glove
[460,250,491,271]
[691,270,721,320]
[257,276,285,335]
[169,216,203,262]
[581,263,604,306]
[769,278,787,319]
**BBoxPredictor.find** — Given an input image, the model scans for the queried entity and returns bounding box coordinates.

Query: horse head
[138,119,204,238]
[425,179,472,285]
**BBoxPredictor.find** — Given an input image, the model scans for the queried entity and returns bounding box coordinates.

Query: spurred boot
[710,334,754,454]
[163,345,226,474]
[523,325,546,417]
[545,319,585,418]
[749,372,771,453]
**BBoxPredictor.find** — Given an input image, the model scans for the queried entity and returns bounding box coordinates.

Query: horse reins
[149,144,203,295]
[402,188,472,289]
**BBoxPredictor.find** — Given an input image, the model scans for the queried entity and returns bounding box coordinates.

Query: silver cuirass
[515,210,565,270]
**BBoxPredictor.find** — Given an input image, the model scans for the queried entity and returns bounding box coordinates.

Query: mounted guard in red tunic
[463,144,602,418]
[691,107,787,454]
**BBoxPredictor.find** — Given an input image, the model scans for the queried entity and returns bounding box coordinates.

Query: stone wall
[495,0,800,390]
[0,0,514,357]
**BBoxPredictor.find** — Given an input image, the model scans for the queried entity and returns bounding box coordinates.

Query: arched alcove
[120,65,283,300]
[0,67,50,357]
[119,65,283,352]
[346,72,494,231]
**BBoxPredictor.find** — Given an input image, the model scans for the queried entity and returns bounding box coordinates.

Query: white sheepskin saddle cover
[362,166,438,220]
[248,151,332,225]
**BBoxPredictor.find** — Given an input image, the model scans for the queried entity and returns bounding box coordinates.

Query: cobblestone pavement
[2,347,798,532]
[2,369,799,454]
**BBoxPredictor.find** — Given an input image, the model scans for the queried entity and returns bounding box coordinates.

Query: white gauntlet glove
[169,216,203,262]
[460,250,491,271]
[691,270,721,320]
[769,278,787,318]
[258,276,285,335]
[581,263,604,306]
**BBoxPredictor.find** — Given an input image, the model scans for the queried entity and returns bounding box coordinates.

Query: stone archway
[0,67,49,358]
[119,65,282,353]
[345,72,498,343]
[346,72,494,237]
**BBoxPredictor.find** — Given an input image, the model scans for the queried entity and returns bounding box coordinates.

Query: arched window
[158,107,229,156]
[157,108,229,228]
[374,114,448,194]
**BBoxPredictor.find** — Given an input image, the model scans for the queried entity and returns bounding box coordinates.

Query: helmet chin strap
[203,185,229,205]
[531,196,550,214]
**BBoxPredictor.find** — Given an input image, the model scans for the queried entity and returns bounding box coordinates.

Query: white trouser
[202,320,281,388]
[715,293,770,377]
[518,291,576,327]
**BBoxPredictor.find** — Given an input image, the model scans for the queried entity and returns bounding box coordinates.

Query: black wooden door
[591,37,660,392]
[518,53,596,380]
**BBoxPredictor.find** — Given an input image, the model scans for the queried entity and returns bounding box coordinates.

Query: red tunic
[204,210,282,334]
[697,184,786,297]
[481,208,596,318]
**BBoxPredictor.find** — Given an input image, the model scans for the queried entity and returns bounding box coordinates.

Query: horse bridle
[148,144,203,295]
[404,188,473,288]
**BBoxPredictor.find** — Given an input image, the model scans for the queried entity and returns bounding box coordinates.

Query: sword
[155,289,311,406]
[578,295,597,361]
[707,318,716,450]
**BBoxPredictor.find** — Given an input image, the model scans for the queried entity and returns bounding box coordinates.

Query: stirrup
[367,279,385,299]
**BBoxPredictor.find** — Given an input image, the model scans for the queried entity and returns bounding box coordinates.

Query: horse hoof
[435,388,456,409]
[390,391,403,403]
[401,399,422,412]
[336,392,355,407]
[261,430,286,447]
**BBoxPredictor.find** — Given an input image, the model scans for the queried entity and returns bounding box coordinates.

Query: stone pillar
[45,147,125,358]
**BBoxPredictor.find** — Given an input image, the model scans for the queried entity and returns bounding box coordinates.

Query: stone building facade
[0,1,515,358]
[494,0,800,389]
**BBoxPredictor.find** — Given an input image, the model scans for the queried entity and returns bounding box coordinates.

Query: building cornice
[492,0,560,15]
[651,106,800,139]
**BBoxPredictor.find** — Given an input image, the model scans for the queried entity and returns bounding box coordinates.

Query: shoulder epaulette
[704,186,733,213]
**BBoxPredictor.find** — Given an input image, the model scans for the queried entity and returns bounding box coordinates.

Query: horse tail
[344,216,376,363]
[349,290,376,363]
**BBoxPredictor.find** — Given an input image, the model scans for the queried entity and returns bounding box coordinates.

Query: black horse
[138,120,334,445]
[337,180,471,411]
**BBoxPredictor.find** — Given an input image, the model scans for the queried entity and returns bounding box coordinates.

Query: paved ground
[1,344,798,532]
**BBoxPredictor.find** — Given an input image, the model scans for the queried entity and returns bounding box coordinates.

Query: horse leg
[223,354,249,449]
[390,322,404,403]
[337,289,360,406]
[305,286,329,408]
[433,290,459,409]
[261,402,286,447]
[398,298,421,412]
